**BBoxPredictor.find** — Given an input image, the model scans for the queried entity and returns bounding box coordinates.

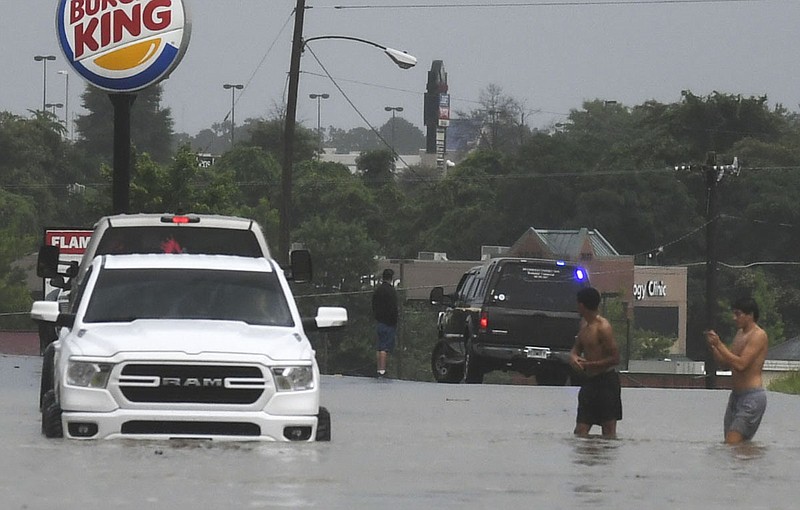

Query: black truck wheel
[41,389,64,438]
[431,342,464,383]
[315,406,331,441]
[39,343,55,411]
[463,337,484,384]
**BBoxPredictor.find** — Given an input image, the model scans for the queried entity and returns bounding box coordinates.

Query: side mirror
[302,306,347,331]
[30,301,75,328]
[65,260,79,278]
[49,275,67,290]
[289,249,312,283]
[37,246,60,278]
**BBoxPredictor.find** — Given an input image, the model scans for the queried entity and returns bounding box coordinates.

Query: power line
[7,161,800,192]
[329,0,766,10]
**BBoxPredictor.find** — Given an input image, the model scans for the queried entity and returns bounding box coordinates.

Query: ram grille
[119,364,266,404]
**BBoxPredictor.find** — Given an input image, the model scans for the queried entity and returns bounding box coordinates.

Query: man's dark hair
[382,268,394,281]
[732,297,759,322]
[577,287,601,311]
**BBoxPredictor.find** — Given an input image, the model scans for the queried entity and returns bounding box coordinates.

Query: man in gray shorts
[705,297,768,444]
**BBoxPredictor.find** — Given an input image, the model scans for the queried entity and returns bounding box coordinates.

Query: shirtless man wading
[570,287,622,439]
[705,297,768,444]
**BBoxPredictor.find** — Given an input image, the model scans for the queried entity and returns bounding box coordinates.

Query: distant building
[763,337,800,385]
[320,149,423,174]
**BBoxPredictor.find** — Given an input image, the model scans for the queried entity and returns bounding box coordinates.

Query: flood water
[1,354,798,509]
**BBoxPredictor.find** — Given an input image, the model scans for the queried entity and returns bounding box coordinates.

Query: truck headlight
[67,361,113,388]
[272,366,314,391]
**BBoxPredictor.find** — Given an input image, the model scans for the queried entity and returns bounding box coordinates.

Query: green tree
[246,117,317,163]
[214,145,281,208]
[630,329,675,360]
[0,189,37,328]
[377,116,425,154]
[75,84,174,164]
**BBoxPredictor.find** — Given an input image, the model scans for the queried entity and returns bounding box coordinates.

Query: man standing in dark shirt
[372,268,398,378]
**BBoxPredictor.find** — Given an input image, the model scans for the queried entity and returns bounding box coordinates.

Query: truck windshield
[83,269,293,326]
[491,262,587,312]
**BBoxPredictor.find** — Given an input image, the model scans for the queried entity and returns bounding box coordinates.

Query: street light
[278,11,418,263]
[384,106,404,165]
[45,103,63,116]
[302,35,417,69]
[309,93,330,159]
[57,70,69,139]
[223,83,243,147]
[33,55,56,112]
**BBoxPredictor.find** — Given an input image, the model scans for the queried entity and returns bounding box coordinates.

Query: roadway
[2,353,799,509]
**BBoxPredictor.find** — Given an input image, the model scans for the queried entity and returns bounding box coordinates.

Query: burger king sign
[57,0,191,93]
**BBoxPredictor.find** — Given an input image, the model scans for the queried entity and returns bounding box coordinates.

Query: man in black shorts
[372,268,398,378]
[569,287,622,438]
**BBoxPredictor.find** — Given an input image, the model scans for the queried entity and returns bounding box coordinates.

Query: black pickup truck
[429,257,590,385]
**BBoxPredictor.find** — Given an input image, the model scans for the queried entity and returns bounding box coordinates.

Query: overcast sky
[3,0,799,139]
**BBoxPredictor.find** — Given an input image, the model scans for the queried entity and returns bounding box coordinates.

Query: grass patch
[767,372,800,395]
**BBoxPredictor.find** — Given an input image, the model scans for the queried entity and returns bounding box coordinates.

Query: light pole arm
[303,35,417,69]
[304,35,386,51]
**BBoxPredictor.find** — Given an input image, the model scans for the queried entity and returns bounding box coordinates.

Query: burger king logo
[56,0,191,92]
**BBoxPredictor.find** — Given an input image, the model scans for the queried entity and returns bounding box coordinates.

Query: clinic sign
[56,0,191,92]
[632,280,668,301]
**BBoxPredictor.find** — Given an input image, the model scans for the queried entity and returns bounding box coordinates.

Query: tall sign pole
[424,61,448,168]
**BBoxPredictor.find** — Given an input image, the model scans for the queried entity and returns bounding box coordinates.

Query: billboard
[56,0,192,92]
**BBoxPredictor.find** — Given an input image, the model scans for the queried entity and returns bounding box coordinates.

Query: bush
[767,372,800,395]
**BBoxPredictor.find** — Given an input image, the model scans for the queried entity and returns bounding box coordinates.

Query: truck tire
[41,389,63,438]
[464,337,484,384]
[431,342,464,383]
[315,406,331,441]
[38,323,57,356]
[39,343,55,411]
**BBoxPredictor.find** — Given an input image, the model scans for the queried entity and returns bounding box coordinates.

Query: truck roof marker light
[161,215,200,224]
[556,260,566,266]
[575,268,586,281]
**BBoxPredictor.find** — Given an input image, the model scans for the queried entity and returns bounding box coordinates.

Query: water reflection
[570,435,621,467]
[728,442,767,461]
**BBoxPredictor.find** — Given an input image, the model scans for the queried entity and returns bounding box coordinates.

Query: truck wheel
[315,406,331,442]
[431,342,464,383]
[41,389,63,438]
[39,344,55,411]
[38,323,57,356]
[464,338,484,384]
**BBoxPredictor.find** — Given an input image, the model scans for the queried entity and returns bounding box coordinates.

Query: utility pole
[676,152,740,389]
[704,151,721,389]
[279,0,307,266]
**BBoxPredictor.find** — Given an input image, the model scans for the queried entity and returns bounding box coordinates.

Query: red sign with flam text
[56,0,191,93]
[45,230,93,256]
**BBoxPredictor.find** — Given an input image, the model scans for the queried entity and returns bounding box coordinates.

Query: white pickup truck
[31,253,346,442]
